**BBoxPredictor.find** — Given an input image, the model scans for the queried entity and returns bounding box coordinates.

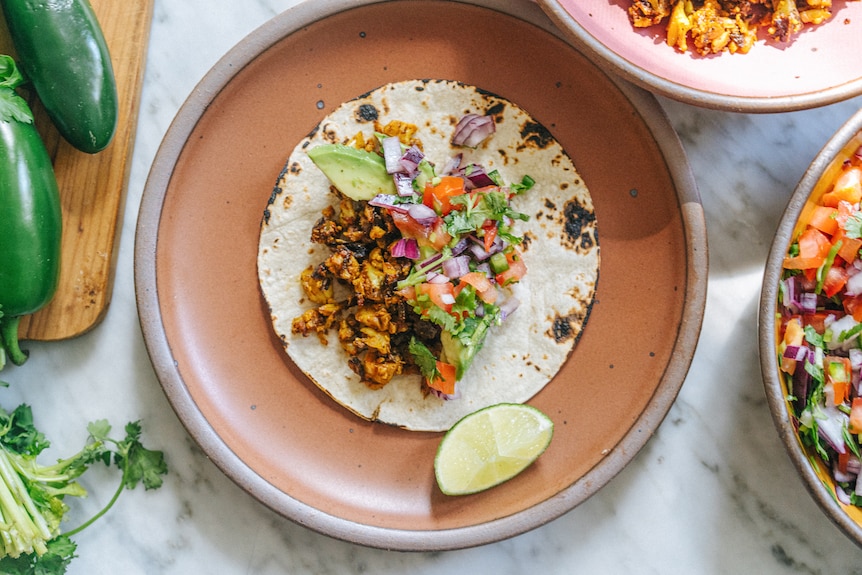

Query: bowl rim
[536,0,862,114]
[759,106,862,548]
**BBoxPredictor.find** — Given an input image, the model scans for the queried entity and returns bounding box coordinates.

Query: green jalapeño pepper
[0,0,117,153]
[0,55,62,369]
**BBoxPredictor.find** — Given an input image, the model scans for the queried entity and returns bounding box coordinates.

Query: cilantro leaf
[408,337,442,382]
[845,212,862,239]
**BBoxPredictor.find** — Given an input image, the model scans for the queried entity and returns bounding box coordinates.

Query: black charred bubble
[563,199,596,246]
[544,199,556,210]
[356,104,379,122]
[485,101,506,117]
[552,316,573,343]
[520,121,554,150]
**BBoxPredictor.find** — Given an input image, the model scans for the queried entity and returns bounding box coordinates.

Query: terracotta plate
[135,0,707,550]
[760,108,862,547]
[537,0,862,112]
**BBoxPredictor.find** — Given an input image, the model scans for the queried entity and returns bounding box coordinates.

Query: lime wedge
[434,403,554,496]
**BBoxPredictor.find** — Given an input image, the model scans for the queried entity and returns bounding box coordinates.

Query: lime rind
[434,403,553,496]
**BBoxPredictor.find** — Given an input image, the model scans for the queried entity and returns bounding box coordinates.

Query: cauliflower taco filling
[292,117,534,398]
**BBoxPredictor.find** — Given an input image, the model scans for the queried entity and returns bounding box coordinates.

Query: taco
[258,79,599,432]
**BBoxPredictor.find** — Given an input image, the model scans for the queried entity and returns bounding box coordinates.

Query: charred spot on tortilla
[562,199,597,252]
[519,121,554,150]
[550,311,588,344]
[355,104,379,123]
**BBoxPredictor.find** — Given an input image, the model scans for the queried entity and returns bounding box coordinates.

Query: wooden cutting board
[0,0,154,341]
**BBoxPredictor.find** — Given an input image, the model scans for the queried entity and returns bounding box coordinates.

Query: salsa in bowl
[761,107,862,547]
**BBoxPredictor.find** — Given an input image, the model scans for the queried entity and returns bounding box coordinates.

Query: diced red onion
[428,387,461,401]
[451,114,496,148]
[427,272,450,284]
[391,237,419,259]
[475,262,492,278]
[442,255,470,279]
[441,154,463,175]
[817,405,849,454]
[845,270,862,296]
[468,243,491,261]
[459,164,496,189]
[393,172,416,197]
[499,296,520,321]
[798,292,818,315]
[439,293,456,305]
[407,203,438,226]
[783,345,808,361]
[368,194,408,213]
[399,145,424,175]
[382,136,405,174]
[451,237,470,256]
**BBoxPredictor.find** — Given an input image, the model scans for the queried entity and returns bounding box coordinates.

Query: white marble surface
[3,0,862,573]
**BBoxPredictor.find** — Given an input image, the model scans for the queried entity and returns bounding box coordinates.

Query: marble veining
[2,0,862,572]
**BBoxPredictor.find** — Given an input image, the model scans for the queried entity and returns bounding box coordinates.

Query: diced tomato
[416,281,455,313]
[396,285,416,301]
[808,205,839,236]
[457,271,497,304]
[822,166,862,207]
[850,397,862,434]
[481,220,498,252]
[428,361,457,395]
[391,211,452,251]
[495,250,527,286]
[423,176,465,215]
[822,265,849,298]
[801,311,832,333]
[844,294,862,322]
[835,200,856,229]
[783,228,833,271]
[831,229,862,264]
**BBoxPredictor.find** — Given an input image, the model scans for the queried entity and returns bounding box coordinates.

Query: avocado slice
[440,319,491,380]
[307,143,396,200]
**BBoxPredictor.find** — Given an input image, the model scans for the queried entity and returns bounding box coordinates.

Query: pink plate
[538,0,862,112]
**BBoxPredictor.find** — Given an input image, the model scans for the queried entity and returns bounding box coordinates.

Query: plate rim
[134,0,708,550]
[536,0,862,114]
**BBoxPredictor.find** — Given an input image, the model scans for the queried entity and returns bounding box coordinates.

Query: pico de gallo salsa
[295,115,535,399]
[778,142,862,506]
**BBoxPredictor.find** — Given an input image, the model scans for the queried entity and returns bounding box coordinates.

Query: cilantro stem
[61,471,124,538]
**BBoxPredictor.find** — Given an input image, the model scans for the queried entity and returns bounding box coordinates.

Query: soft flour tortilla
[258,79,599,431]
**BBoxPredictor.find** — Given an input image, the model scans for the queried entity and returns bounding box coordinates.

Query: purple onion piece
[391,238,420,259]
[442,255,471,279]
[407,203,438,226]
[499,296,520,321]
[382,136,405,174]
[393,172,416,197]
[451,114,496,148]
[368,194,408,213]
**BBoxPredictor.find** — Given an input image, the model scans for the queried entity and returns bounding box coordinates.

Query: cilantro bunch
[0,404,167,574]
